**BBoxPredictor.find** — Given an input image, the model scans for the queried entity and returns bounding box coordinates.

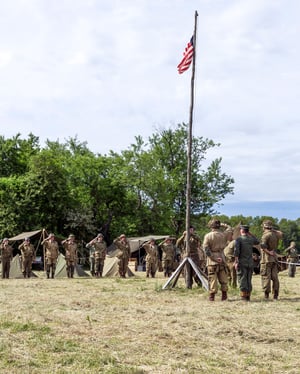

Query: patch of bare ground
[0,270,300,373]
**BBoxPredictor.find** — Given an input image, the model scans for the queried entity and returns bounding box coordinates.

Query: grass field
[0,269,300,373]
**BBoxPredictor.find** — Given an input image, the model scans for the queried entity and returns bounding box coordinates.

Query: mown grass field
[0,269,300,374]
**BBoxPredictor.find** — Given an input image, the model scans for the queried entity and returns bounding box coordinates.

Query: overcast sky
[0,0,299,219]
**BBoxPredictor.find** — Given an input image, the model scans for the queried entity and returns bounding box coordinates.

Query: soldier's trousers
[237,264,253,293]
[162,259,173,276]
[95,259,104,276]
[226,261,237,287]
[46,262,56,278]
[90,257,95,276]
[118,257,129,277]
[66,261,75,278]
[288,263,296,277]
[207,264,228,294]
[1,259,11,279]
[22,256,33,277]
[260,262,279,294]
[146,260,157,277]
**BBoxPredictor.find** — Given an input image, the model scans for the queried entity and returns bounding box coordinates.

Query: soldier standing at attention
[62,234,78,278]
[234,225,260,301]
[158,237,176,277]
[203,219,231,301]
[18,237,35,278]
[42,233,59,279]
[142,238,159,278]
[0,238,13,279]
[176,226,203,288]
[260,220,283,300]
[285,241,298,278]
[114,234,131,278]
[86,234,107,277]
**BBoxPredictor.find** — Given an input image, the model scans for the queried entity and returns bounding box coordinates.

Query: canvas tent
[104,235,169,276]
[0,254,38,279]
[54,253,90,278]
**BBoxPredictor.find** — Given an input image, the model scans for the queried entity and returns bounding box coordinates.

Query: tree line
[0,124,298,252]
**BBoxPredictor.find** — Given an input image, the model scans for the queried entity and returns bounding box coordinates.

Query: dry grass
[0,269,300,373]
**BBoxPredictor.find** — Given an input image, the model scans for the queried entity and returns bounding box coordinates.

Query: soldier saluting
[42,232,59,279]
[62,234,78,278]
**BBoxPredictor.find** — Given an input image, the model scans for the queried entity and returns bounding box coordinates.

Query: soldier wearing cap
[234,225,260,301]
[223,230,237,288]
[203,219,232,301]
[0,238,13,279]
[86,233,107,277]
[18,237,35,278]
[260,220,283,300]
[158,236,176,277]
[62,234,78,278]
[113,234,131,278]
[42,233,59,278]
[285,241,298,278]
[142,238,159,278]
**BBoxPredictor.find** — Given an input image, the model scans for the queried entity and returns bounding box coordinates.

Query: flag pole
[184,10,198,287]
[185,10,198,255]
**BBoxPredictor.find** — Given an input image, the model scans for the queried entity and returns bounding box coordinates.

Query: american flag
[177,36,194,74]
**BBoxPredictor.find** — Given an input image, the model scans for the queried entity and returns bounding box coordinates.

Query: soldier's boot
[274,290,279,300]
[221,291,228,301]
[23,272,26,278]
[209,293,215,301]
[246,292,251,301]
[99,272,102,277]
[240,291,247,301]
[47,272,50,279]
[146,273,149,278]
[264,291,269,299]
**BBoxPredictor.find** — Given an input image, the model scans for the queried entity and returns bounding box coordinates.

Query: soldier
[234,225,260,301]
[223,231,237,288]
[260,220,283,300]
[86,234,107,277]
[203,219,232,301]
[142,238,159,278]
[113,234,131,278]
[62,234,78,278]
[42,233,59,279]
[176,226,203,288]
[0,238,13,279]
[285,241,298,278]
[18,237,35,278]
[158,236,176,277]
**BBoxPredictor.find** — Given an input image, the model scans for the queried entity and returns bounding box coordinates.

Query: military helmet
[262,220,273,229]
[97,233,104,238]
[208,219,221,229]
[24,237,30,242]
[68,234,75,239]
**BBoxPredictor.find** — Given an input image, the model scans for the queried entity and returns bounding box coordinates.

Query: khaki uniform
[0,243,13,279]
[18,242,35,278]
[260,229,281,298]
[114,237,131,277]
[143,243,159,278]
[42,239,59,278]
[176,232,204,288]
[159,242,176,277]
[63,241,77,278]
[285,246,298,278]
[203,229,229,298]
[93,241,107,277]
[224,240,237,287]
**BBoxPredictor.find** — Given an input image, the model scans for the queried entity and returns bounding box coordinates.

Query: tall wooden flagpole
[163,10,208,290]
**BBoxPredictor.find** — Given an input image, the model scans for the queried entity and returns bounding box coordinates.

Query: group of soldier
[0,220,298,303]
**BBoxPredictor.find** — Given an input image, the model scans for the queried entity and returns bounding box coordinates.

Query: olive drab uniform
[224,239,237,288]
[114,235,131,278]
[18,240,35,278]
[203,221,232,301]
[42,235,59,279]
[234,231,260,301]
[143,241,159,278]
[63,237,77,278]
[94,241,106,277]
[176,230,204,288]
[159,239,176,277]
[285,242,298,278]
[0,240,13,279]
[260,222,282,300]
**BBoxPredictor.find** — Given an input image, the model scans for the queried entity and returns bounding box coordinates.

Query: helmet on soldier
[208,219,221,229]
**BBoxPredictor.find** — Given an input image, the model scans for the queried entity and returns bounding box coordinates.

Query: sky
[0,0,300,220]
